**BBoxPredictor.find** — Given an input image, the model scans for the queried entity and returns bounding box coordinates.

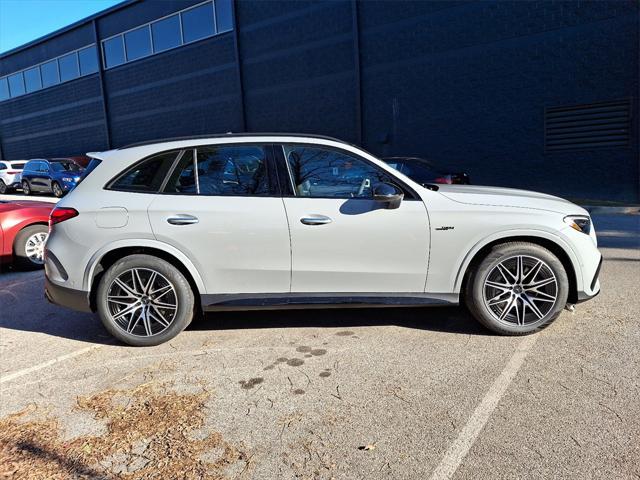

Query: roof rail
[119,132,352,150]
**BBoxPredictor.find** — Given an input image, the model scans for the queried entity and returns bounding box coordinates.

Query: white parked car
[0,160,27,194]
[44,134,601,346]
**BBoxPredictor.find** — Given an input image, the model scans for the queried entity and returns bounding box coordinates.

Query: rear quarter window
[108,151,179,192]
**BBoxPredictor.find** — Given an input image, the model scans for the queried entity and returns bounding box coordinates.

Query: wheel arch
[456,232,581,304]
[84,240,206,312]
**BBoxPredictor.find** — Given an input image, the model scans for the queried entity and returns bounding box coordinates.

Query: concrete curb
[582,206,640,215]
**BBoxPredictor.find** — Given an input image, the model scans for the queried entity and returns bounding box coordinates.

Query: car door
[278,144,430,293]
[27,161,43,191]
[147,144,291,296]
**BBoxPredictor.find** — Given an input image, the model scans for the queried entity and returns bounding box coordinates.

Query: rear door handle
[300,215,332,226]
[167,214,199,225]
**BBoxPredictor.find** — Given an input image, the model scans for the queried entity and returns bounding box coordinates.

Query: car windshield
[51,161,82,172]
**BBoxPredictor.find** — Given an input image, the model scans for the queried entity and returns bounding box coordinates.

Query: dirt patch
[0,383,248,479]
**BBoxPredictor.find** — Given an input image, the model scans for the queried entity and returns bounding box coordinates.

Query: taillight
[49,207,79,230]
[433,176,453,184]
[7,171,20,174]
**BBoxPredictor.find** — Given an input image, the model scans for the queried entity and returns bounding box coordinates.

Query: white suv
[0,160,27,194]
[44,134,601,346]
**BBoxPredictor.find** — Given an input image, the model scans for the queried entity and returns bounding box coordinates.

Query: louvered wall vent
[545,100,631,152]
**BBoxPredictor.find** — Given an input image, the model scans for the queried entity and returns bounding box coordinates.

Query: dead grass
[0,383,247,479]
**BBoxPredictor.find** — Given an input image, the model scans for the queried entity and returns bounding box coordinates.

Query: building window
[0,44,99,103]
[8,73,25,97]
[181,2,216,43]
[78,46,99,75]
[151,14,182,53]
[24,67,42,93]
[0,78,9,101]
[103,36,125,68]
[58,52,80,82]
[101,0,233,70]
[40,60,60,87]
[124,25,152,61]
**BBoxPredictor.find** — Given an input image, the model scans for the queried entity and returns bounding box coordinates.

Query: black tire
[22,180,31,195]
[0,180,7,194]
[13,224,48,269]
[96,254,195,346]
[52,181,64,198]
[465,242,569,335]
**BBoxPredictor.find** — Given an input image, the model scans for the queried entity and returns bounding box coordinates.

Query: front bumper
[45,276,92,313]
[576,254,602,303]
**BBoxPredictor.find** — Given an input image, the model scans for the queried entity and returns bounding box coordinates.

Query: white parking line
[428,334,539,480]
[0,344,102,385]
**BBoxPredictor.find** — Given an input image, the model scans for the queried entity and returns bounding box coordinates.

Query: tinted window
[284,145,393,199]
[59,53,79,82]
[41,60,60,87]
[181,3,215,43]
[215,0,234,32]
[24,67,42,93]
[0,78,9,101]
[110,151,179,192]
[78,46,99,75]
[152,14,182,52]
[163,150,197,194]
[51,162,81,172]
[8,73,25,97]
[39,162,49,172]
[103,36,126,68]
[0,163,6,170]
[11,162,26,169]
[197,146,269,196]
[124,26,152,61]
[24,161,38,172]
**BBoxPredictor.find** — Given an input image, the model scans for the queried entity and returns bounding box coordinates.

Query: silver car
[45,134,602,346]
[0,160,27,194]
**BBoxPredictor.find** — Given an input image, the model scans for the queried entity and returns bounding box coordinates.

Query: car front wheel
[96,254,195,346]
[465,242,569,335]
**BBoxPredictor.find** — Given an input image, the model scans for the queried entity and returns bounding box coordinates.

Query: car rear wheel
[465,242,569,335]
[13,225,48,269]
[52,181,64,198]
[21,180,32,195]
[0,180,7,194]
[96,254,195,346]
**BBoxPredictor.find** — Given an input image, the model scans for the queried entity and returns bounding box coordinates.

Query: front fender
[83,238,207,294]
[452,228,584,294]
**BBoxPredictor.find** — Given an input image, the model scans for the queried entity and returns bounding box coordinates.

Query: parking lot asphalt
[0,213,638,479]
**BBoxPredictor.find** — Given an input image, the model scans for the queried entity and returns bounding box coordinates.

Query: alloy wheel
[106,268,178,337]
[482,255,558,326]
[25,232,47,265]
[0,180,6,194]
[53,182,63,197]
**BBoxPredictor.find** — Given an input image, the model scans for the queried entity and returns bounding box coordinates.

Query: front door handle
[300,215,332,226]
[167,214,199,225]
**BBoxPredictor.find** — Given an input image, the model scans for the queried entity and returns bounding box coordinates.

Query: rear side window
[24,161,38,172]
[0,163,6,170]
[163,145,271,196]
[110,151,179,192]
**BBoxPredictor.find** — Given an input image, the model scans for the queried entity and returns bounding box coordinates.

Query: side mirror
[372,182,404,209]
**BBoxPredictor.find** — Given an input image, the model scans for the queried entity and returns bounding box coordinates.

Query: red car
[0,200,54,269]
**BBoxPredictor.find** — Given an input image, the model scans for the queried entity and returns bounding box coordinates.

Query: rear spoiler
[86,151,107,160]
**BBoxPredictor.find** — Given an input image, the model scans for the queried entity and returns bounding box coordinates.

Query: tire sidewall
[468,243,569,335]
[97,254,195,346]
[22,181,31,195]
[52,182,64,198]
[13,225,48,269]
[0,180,7,194]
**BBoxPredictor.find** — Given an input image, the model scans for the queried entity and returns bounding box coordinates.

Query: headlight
[62,177,73,182]
[564,215,591,234]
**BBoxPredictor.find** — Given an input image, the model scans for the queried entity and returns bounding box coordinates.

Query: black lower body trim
[201,292,459,312]
[45,277,92,313]
[590,255,603,291]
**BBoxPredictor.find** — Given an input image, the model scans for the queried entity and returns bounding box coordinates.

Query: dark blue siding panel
[237,0,358,142]
[104,34,242,146]
[0,75,107,158]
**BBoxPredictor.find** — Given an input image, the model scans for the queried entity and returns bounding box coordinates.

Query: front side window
[51,161,81,172]
[110,151,179,192]
[283,145,394,199]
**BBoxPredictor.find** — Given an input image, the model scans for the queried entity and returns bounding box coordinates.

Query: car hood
[435,184,588,215]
